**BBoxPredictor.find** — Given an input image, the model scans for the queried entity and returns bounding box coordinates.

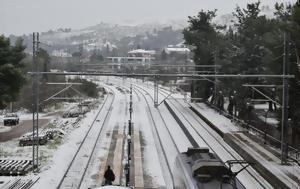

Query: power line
[28,72,295,79]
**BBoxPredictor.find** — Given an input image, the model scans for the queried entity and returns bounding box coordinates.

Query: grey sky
[0,0,294,36]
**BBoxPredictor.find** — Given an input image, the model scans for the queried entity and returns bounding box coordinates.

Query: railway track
[94,78,272,188]
[57,88,115,189]
[131,82,212,188]
[84,83,129,188]
[0,159,33,176]
[1,178,40,189]
[132,86,177,189]
[155,85,273,189]
[131,82,272,188]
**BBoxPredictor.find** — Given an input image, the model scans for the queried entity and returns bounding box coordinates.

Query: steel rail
[157,86,271,189]
[140,83,261,188]
[77,88,115,189]
[131,85,176,189]
[57,88,115,189]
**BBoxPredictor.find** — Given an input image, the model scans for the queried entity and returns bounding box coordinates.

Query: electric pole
[214,50,218,104]
[126,84,133,186]
[32,32,40,172]
[281,32,290,164]
[154,76,158,107]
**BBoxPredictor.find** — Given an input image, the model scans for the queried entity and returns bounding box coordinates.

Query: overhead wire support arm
[157,89,177,107]
[50,97,84,100]
[46,82,82,85]
[28,72,295,79]
[242,84,283,88]
[43,84,73,102]
[70,86,85,97]
[244,86,282,107]
[226,160,255,177]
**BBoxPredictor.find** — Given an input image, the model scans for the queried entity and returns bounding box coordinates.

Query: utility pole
[32,32,40,172]
[126,84,133,186]
[154,76,159,107]
[281,32,289,164]
[129,84,133,130]
[214,50,218,104]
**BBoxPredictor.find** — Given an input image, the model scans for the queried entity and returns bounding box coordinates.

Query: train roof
[181,148,233,183]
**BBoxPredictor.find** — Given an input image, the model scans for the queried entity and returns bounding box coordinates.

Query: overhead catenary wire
[28,71,295,79]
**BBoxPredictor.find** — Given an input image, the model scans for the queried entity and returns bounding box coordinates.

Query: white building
[51,50,72,57]
[128,49,156,58]
[106,49,155,64]
[164,42,190,55]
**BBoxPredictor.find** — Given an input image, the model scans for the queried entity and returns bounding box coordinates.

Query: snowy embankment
[32,101,103,189]
[0,97,103,187]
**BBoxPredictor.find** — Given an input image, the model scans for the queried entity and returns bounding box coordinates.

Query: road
[0,119,50,142]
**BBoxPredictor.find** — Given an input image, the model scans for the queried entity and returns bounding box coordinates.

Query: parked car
[3,113,19,126]
[19,134,48,146]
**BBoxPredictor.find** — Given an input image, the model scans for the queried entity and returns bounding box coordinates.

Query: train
[174,148,245,189]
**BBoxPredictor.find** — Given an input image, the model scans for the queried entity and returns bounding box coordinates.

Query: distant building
[83,40,117,53]
[106,49,155,64]
[164,42,190,55]
[128,49,156,58]
[51,50,72,57]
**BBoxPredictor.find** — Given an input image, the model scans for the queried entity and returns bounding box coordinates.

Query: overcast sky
[0,0,294,36]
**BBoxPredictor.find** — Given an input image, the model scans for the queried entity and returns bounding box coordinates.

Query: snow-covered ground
[1,76,298,189]
[33,102,103,188]
[0,99,102,187]
[109,77,167,188]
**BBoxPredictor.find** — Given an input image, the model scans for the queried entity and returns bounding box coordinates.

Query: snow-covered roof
[128,49,156,55]
[165,47,190,54]
[51,50,72,57]
[175,41,186,48]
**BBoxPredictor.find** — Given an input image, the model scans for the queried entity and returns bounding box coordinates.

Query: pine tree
[183,10,219,100]
[0,35,26,109]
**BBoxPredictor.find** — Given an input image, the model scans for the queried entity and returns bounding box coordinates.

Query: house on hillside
[106,49,156,64]
[51,50,72,58]
[164,42,191,55]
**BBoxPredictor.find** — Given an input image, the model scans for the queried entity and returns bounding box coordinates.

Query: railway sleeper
[0,159,33,176]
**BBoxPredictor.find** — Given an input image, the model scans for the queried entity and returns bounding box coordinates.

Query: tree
[89,49,104,63]
[72,51,82,58]
[71,78,99,98]
[183,10,219,100]
[38,48,51,81]
[229,2,277,118]
[0,36,26,109]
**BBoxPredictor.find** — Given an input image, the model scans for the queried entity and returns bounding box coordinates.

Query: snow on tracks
[56,90,115,189]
